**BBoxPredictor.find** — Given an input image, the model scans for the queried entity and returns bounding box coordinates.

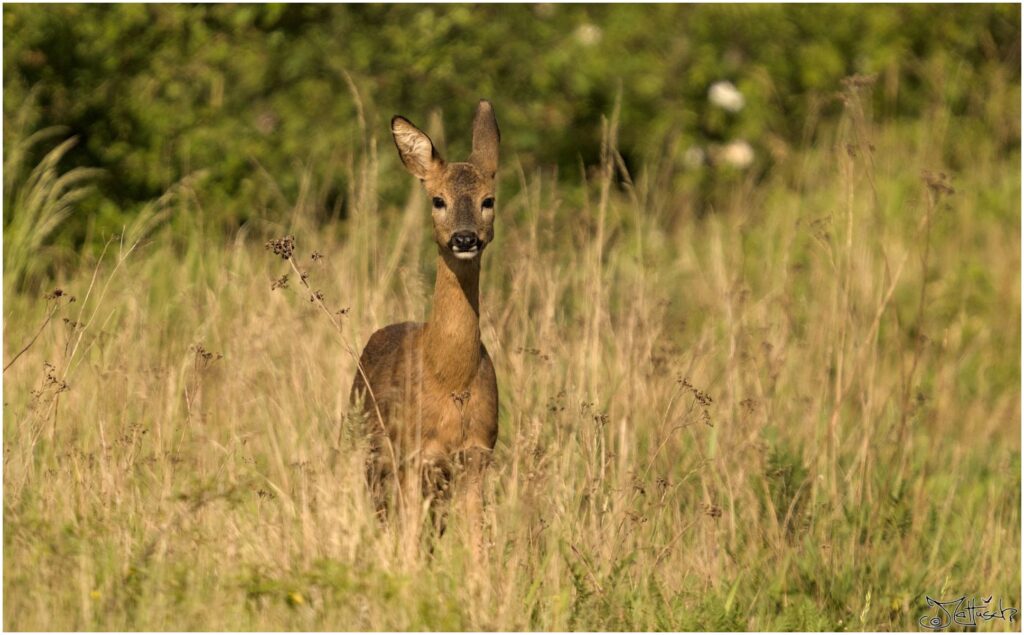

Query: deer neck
[423,249,482,390]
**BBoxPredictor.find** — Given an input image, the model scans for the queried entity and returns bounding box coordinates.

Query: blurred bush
[3,4,1020,245]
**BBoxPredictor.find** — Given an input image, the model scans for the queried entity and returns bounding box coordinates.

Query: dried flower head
[271,274,289,290]
[44,288,75,303]
[265,235,295,260]
[841,73,877,91]
[678,377,714,427]
[921,170,955,197]
[191,344,223,367]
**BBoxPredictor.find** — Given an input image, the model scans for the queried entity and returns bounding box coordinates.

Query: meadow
[3,6,1021,631]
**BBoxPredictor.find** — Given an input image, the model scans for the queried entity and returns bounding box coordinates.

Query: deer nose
[449,231,480,252]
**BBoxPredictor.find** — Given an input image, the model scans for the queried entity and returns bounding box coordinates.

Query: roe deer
[350,100,500,558]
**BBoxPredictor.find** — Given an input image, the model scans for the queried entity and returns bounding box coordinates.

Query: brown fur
[350,101,500,555]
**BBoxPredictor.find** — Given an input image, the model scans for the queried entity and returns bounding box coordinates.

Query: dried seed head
[45,288,74,302]
[271,274,289,290]
[921,170,955,197]
[265,235,295,260]
[840,73,877,90]
[678,376,714,426]
[39,360,69,394]
[191,343,223,367]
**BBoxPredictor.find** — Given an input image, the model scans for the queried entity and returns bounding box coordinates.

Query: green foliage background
[4,4,1020,247]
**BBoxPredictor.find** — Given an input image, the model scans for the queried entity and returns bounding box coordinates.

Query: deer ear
[392,115,444,180]
[469,100,500,178]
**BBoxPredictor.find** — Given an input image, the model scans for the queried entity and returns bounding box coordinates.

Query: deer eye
[482,197,495,209]
[432,197,446,209]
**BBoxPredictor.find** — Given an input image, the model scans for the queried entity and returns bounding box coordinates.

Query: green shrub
[3,4,1020,248]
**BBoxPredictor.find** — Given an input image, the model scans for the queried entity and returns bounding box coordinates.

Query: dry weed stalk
[265,235,401,509]
[4,287,75,373]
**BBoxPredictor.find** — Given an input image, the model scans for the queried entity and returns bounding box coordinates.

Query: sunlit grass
[3,84,1020,630]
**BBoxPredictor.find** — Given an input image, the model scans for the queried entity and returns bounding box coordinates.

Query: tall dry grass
[3,83,1020,630]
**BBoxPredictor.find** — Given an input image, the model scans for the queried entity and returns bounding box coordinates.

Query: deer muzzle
[449,231,482,259]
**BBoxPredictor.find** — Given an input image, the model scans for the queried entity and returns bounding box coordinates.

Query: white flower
[574,24,602,47]
[683,145,706,169]
[708,81,745,113]
[719,140,754,169]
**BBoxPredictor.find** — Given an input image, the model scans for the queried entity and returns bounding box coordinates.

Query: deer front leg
[458,446,491,563]
[365,450,392,524]
[422,456,454,539]
[398,463,424,562]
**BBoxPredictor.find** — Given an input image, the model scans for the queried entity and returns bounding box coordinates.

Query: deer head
[391,100,500,261]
